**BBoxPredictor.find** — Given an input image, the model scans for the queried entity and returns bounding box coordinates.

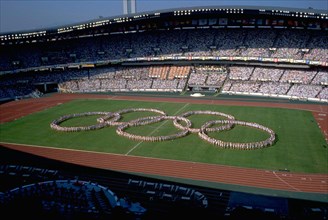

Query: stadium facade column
[123,0,136,14]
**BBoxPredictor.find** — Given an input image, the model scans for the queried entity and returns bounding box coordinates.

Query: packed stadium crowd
[1,29,327,71]
[0,64,327,101]
[0,28,327,102]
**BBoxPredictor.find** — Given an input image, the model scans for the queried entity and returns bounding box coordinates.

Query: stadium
[0,4,328,219]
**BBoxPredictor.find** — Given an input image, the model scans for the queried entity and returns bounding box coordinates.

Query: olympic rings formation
[50,108,276,150]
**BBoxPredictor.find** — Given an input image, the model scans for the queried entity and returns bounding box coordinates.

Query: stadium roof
[155,5,328,14]
[1,5,327,36]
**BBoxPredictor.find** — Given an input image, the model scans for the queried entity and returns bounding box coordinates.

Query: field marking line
[125,103,190,156]
[272,171,301,192]
[0,141,128,155]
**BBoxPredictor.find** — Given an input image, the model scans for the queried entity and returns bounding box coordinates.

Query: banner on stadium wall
[293,60,307,64]
[68,65,80,69]
[191,19,198,26]
[262,58,273,62]
[309,61,320,65]
[127,58,137,61]
[307,22,321,29]
[248,57,258,61]
[110,59,121,64]
[81,63,95,68]
[94,60,108,65]
[209,18,217,25]
[307,97,321,102]
[53,66,65,70]
[277,19,285,26]
[277,95,291,100]
[233,57,243,61]
[218,18,228,25]
[256,19,263,25]
[199,18,208,26]
[278,58,289,63]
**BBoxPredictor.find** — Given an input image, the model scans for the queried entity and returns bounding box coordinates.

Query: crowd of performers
[50,109,276,150]
[198,120,276,150]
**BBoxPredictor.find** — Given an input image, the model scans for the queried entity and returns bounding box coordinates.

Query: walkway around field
[1,142,327,194]
[1,93,327,195]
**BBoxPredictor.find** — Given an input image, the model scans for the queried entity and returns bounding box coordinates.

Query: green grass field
[1,99,327,173]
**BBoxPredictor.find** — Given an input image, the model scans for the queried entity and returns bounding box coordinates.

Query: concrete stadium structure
[0,5,327,219]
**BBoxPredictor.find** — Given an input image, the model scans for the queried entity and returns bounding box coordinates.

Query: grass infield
[0,99,327,173]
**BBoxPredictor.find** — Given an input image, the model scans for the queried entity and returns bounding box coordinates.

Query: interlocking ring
[174,110,235,133]
[106,108,167,126]
[50,108,276,150]
[50,112,110,132]
[97,112,121,125]
[116,116,191,141]
[199,120,276,149]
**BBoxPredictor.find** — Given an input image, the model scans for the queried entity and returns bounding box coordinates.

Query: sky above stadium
[1,0,327,33]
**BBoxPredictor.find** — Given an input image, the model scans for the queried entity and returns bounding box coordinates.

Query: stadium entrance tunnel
[34,83,58,93]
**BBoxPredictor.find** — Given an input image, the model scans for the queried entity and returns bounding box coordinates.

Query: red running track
[0,93,327,193]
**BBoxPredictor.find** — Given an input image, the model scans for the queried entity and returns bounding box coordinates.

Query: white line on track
[272,171,301,192]
[125,103,190,155]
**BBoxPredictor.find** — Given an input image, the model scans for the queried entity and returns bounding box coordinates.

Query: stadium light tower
[123,0,136,14]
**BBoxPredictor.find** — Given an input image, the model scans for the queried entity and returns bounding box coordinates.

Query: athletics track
[0,93,327,194]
